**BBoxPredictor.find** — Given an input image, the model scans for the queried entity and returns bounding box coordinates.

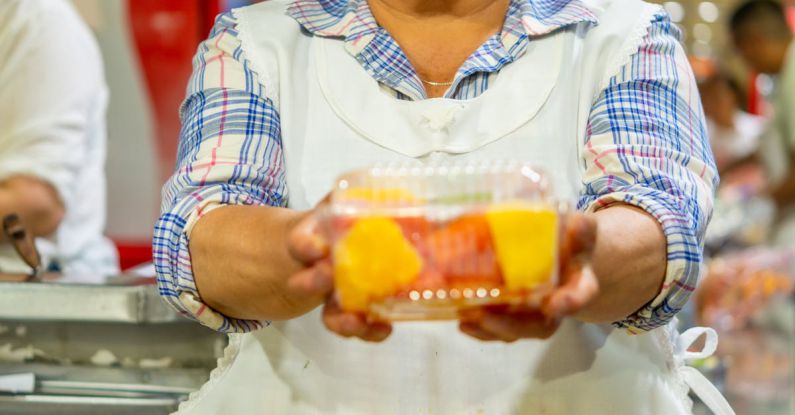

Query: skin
[0,176,64,240]
[190,0,669,342]
[732,30,790,75]
[368,0,510,98]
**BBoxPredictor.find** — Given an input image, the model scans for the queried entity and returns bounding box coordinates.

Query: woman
[154,0,730,413]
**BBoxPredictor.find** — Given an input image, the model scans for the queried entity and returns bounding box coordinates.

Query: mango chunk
[334,217,423,311]
[485,204,557,291]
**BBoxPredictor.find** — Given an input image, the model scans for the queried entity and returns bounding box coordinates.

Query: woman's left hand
[459,212,599,342]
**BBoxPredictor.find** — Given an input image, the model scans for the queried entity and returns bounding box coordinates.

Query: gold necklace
[420,78,454,87]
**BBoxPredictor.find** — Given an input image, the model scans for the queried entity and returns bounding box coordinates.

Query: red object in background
[116,242,153,271]
[786,2,795,31]
[747,72,760,116]
[119,1,222,269]
[127,0,222,182]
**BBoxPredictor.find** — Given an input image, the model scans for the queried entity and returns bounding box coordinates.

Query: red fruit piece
[393,216,433,245]
[426,214,503,285]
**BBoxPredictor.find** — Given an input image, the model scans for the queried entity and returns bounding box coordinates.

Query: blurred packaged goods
[694,247,795,414]
[697,248,795,331]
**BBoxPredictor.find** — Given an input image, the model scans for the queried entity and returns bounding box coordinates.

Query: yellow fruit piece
[338,187,419,204]
[334,217,423,312]
[485,203,557,291]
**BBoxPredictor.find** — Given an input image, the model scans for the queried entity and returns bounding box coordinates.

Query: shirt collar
[286,0,598,99]
[287,0,599,50]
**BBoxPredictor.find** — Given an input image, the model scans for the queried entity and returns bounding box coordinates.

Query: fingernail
[301,235,325,258]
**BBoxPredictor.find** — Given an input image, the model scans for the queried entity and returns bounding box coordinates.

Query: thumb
[287,210,329,264]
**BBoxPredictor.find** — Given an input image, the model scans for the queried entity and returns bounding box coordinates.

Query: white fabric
[0,0,117,276]
[675,327,734,415]
[176,0,732,413]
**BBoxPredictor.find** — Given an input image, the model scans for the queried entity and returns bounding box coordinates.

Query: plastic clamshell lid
[326,161,563,321]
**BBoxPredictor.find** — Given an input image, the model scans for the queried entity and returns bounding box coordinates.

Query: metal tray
[0,275,181,323]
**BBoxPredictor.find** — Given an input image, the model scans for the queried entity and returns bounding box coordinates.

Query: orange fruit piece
[485,203,557,291]
[333,216,423,312]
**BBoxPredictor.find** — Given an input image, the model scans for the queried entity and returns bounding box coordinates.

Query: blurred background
[69,0,256,270]
[1,0,795,413]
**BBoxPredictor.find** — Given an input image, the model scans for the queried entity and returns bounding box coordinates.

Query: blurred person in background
[0,0,118,276]
[731,0,795,245]
[692,58,765,178]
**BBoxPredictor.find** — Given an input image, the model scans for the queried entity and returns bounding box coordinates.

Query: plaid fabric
[286,0,597,100]
[153,1,717,334]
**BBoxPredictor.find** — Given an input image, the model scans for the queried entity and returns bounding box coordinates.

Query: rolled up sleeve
[153,12,287,333]
[578,12,718,333]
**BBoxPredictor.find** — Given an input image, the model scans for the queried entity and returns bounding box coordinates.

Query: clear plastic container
[324,161,565,321]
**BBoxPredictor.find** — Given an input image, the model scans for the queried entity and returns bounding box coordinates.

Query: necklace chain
[420,78,454,87]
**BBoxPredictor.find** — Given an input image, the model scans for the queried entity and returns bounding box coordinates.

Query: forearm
[189,205,324,321]
[576,205,667,324]
[0,176,64,239]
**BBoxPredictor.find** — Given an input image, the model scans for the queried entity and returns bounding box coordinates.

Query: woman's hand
[459,213,599,342]
[286,203,393,342]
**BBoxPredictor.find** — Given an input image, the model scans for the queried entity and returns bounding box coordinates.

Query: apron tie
[676,327,735,415]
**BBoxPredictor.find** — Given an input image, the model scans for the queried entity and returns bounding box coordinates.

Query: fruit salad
[325,162,562,321]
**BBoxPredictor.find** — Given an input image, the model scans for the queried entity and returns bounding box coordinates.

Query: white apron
[176,1,733,413]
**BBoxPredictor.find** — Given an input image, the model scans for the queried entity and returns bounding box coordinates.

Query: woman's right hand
[286,206,393,342]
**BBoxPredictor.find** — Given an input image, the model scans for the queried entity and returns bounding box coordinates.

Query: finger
[459,321,501,341]
[559,213,597,266]
[287,260,334,297]
[287,212,329,264]
[571,213,597,253]
[544,263,599,318]
[457,307,486,323]
[479,311,558,341]
[322,298,370,338]
[359,321,393,342]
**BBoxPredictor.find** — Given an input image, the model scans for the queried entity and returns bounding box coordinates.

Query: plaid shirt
[154,0,717,334]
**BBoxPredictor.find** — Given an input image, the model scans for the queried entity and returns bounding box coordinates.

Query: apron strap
[677,326,718,360]
[676,327,735,415]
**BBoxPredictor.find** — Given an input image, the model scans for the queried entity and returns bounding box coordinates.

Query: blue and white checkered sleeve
[578,12,718,333]
[153,12,287,333]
